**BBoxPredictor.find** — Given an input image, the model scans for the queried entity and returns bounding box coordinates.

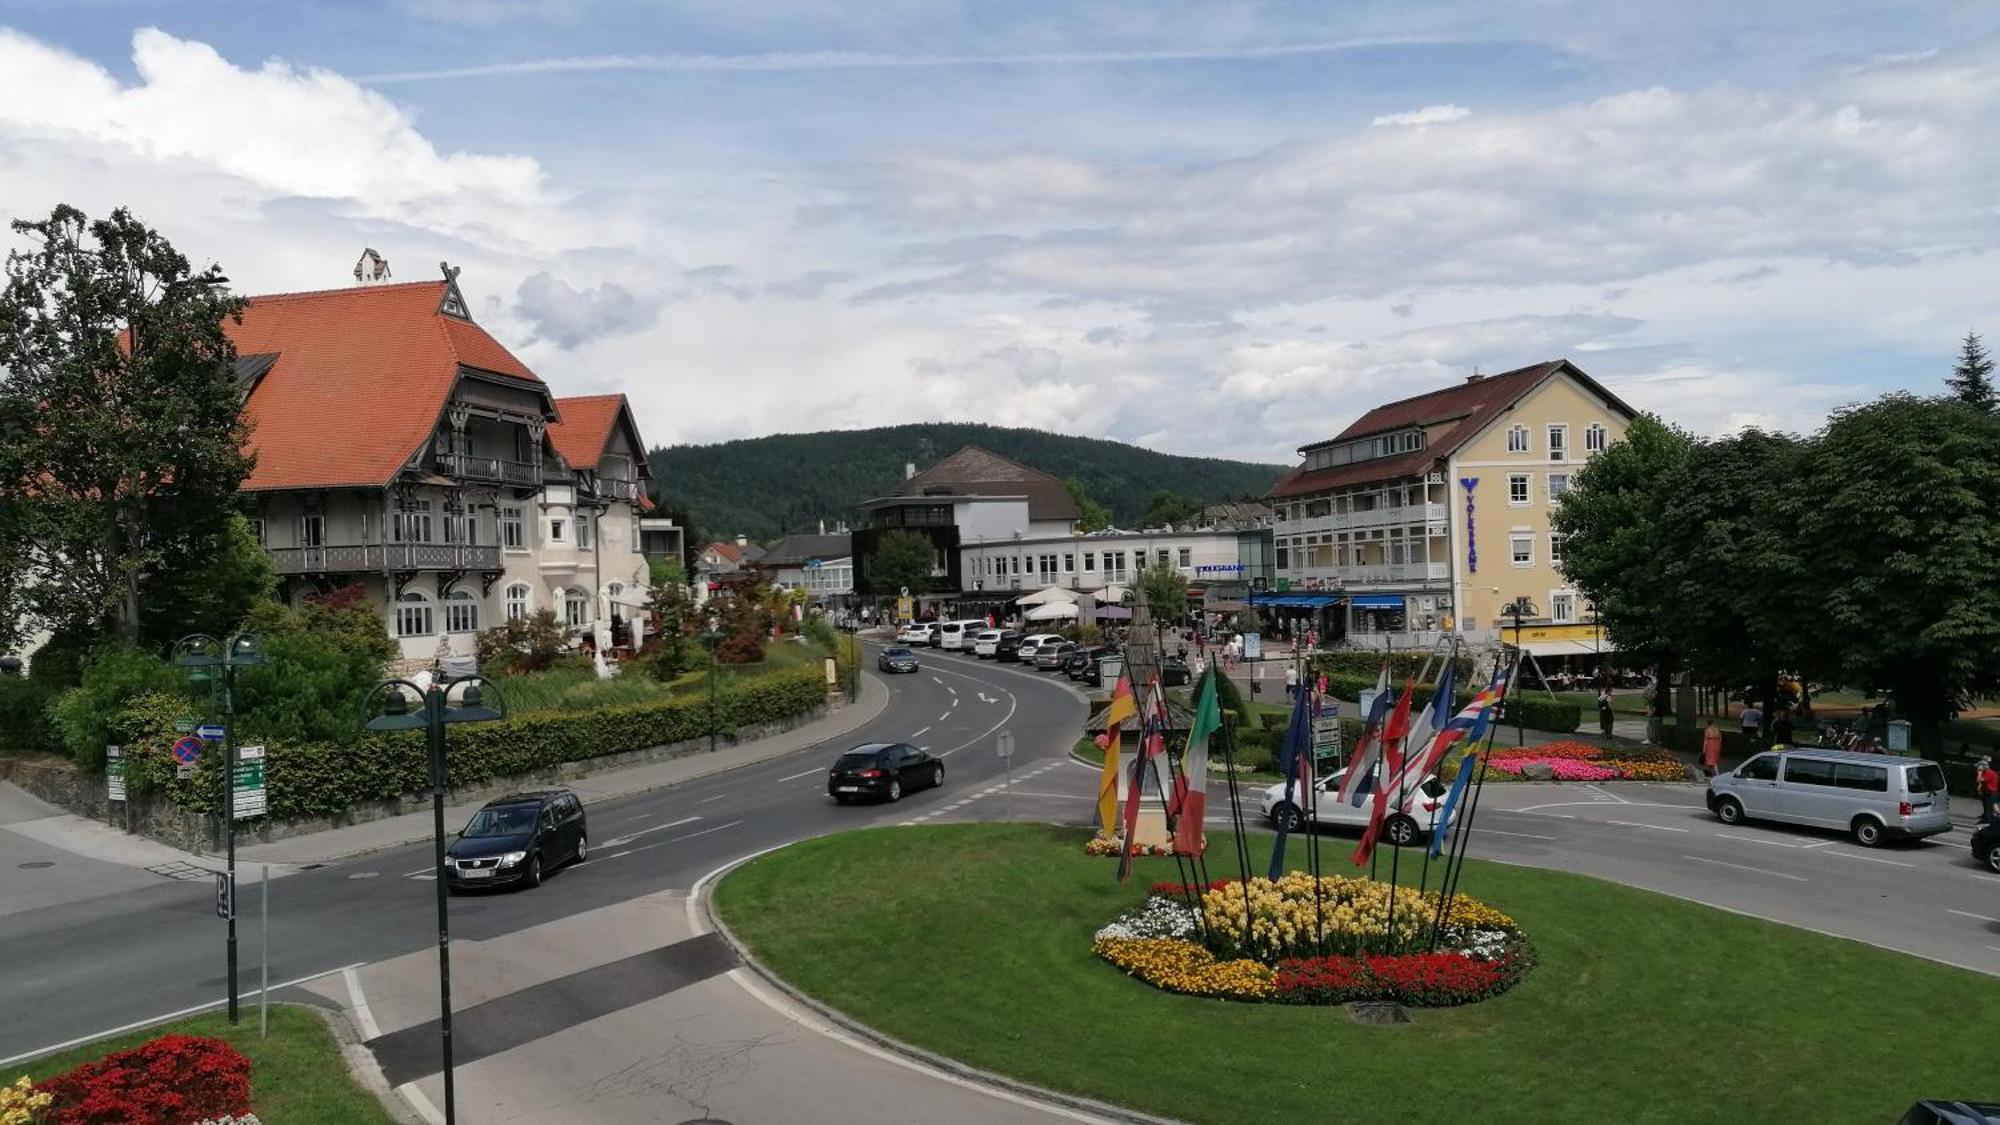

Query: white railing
[1279,503,1447,537]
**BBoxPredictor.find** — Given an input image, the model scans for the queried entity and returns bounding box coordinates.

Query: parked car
[1899,1101,2000,1125]
[1066,645,1114,680]
[827,742,945,803]
[1034,641,1078,671]
[994,631,1029,661]
[1260,770,1445,846]
[446,790,587,891]
[937,620,981,651]
[1971,820,2000,874]
[897,622,937,645]
[1159,656,1192,686]
[877,646,920,674]
[972,628,1006,658]
[1016,633,1065,662]
[1705,748,1951,846]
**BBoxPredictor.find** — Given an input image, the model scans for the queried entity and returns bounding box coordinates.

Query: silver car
[1706,748,1951,847]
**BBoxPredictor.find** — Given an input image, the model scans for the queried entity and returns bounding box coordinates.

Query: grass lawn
[716,823,2000,1125]
[1070,736,1282,784]
[15,1005,395,1125]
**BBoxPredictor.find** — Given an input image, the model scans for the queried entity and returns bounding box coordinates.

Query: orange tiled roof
[227,281,543,491]
[547,393,627,470]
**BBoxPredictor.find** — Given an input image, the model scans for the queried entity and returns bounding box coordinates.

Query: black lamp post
[173,631,264,1025]
[699,628,725,753]
[362,674,506,1125]
[1503,597,1538,746]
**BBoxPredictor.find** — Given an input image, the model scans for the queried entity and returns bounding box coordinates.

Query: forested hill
[648,423,1285,541]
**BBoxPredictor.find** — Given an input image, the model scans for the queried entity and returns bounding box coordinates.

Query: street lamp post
[1504,597,1538,746]
[173,631,264,1025]
[362,675,506,1125]
[699,628,725,753]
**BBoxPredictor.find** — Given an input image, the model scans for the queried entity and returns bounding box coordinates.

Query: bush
[1228,724,1277,772]
[26,627,94,692]
[1505,696,1583,734]
[1312,650,1474,683]
[233,596,395,745]
[47,644,191,770]
[39,1034,252,1125]
[0,675,52,753]
[476,609,565,674]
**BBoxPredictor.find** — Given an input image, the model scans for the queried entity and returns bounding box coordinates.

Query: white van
[937,620,985,652]
[1707,748,1951,846]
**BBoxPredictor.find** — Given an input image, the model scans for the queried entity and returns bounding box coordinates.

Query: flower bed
[1476,740,1691,782]
[33,1034,252,1124]
[1093,875,1534,1008]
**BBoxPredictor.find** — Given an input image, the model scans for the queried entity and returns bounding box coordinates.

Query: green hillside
[647,423,1284,542]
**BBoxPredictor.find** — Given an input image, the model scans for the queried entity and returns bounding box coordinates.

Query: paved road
[0,643,1089,1062]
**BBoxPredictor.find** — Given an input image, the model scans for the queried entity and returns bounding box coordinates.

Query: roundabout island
[712,822,2000,1125]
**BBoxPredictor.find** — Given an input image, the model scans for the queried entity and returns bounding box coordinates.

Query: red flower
[39,1034,252,1125]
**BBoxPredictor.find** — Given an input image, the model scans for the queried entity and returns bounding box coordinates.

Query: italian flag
[1170,669,1221,856]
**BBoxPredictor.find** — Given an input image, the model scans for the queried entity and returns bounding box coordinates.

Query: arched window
[395,591,433,638]
[504,583,531,621]
[1585,422,1609,453]
[607,581,624,601]
[564,588,589,627]
[443,589,479,634]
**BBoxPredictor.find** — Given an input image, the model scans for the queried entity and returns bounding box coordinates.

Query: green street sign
[231,744,268,820]
[175,719,197,735]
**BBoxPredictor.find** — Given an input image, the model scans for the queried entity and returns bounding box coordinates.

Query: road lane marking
[1514,800,1624,813]
[1820,851,1913,868]
[1711,832,1802,848]
[1607,820,1689,833]
[938,711,952,722]
[1475,828,1558,841]
[1949,908,2000,924]
[1799,841,1835,849]
[1682,855,1807,881]
[930,676,944,686]
[910,725,931,738]
[978,692,997,703]
[777,767,824,782]
[343,966,382,1040]
[1583,784,1631,805]
[0,963,365,1069]
[601,815,701,848]
[698,793,728,803]
[598,820,745,861]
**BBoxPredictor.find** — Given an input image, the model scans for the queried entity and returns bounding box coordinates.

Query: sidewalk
[236,673,890,867]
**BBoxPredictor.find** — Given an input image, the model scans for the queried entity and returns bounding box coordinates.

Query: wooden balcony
[435,453,541,486]
[266,543,502,575]
[595,476,640,501]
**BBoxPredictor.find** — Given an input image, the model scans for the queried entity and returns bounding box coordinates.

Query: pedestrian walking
[1597,688,1615,739]
[1285,664,1299,700]
[1979,757,1999,823]
[1739,700,1764,755]
[1701,720,1723,779]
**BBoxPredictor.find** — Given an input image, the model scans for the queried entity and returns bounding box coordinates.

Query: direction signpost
[105,746,126,803]
[215,870,234,921]
[233,745,267,821]
[1312,700,1343,774]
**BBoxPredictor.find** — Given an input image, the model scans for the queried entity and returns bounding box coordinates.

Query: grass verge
[14,1005,394,1124]
[715,822,2000,1125]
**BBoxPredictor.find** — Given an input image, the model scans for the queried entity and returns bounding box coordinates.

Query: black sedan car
[877,645,920,673]
[445,790,587,890]
[994,631,1027,662]
[1972,820,2000,874]
[1064,644,1113,680]
[828,742,944,803]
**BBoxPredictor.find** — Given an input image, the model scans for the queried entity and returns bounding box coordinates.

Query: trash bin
[1886,719,1912,753]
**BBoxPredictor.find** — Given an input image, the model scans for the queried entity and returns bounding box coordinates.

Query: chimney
[905,462,916,480]
[735,534,747,547]
[1465,373,1485,384]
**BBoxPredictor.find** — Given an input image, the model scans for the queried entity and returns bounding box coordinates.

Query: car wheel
[1984,845,2000,875]
[1270,802,1302,832]
[573,833,587,863]
[1852,817,1884,847]
[1713,796,1744,825]
[931,764,944,790]
[888,779,903,802]
[1385,814,1418,848]
[526,853,544,888]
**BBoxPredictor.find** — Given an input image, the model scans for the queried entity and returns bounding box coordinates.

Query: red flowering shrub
[1489,741,1603,762]
[1272,952,1528,1007]
[39,1034,252,1125]
[1150,880,1236,897]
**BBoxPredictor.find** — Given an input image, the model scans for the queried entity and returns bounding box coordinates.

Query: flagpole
[1417,637,1471,899]
[1299,648,1327,956]
[1214,683,1256,951]
[1147,682,1205,942]
[1435,646,1522,939]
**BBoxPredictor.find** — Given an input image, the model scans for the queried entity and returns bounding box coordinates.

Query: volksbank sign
[1194,563,1247,575]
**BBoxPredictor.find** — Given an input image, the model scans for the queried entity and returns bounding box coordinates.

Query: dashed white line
[597,820,745,860]
[1475,828,1558,841]
[698,793,728,803]
[1607,820,1689,833]
[601,815,701,848]
[937,711,952,722]
[1683,855,1807,881]
[910,726,932,738]
[1949,908,2000,924]
[776,767,824,783]
[1821,851,1913,868]
[1711,832,1802,849]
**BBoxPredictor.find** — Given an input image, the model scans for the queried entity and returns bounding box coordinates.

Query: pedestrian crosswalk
[897,759,1066,826]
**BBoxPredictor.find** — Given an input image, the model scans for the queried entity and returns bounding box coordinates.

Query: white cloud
[1371,104,1472,126]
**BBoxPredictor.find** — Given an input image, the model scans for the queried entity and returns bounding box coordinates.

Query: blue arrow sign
[197,724,225,741]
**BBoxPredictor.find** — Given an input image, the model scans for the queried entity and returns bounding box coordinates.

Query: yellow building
[1264,359,1635,648]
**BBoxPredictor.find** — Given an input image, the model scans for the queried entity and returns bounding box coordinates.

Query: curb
[696,848,1182,1125]
[307,1001,427,1125]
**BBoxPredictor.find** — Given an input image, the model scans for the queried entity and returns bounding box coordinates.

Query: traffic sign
[232,745,268,821]
[106,746,126,802]
[171,737,203,765]
[174,719,197,735]
[197,724,226,742]
[996,730,1016,759]
[215,871,234,920]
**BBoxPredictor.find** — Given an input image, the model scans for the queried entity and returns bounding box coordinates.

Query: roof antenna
[353,248,391,285]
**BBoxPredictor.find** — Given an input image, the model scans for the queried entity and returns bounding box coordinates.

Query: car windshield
[837,751,883,767]
[1906,763,1946,794]
[462,806,537,837]
[885,647,911,656]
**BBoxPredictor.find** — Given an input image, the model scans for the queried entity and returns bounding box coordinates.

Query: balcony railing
[595,476,640,501]
[1281,503,1447,536]
[436,453,541,486]
[266,543,502,575]
[1280,561,1450,587]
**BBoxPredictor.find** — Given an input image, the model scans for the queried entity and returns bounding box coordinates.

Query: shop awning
[1249,593,1343,608]
[1349,595,1406,609]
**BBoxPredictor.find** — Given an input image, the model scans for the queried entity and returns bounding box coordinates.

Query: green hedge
[0,676,51,753]
[139,666,828,820]
[1311,671,1580,734]
[1311,650,1475,683]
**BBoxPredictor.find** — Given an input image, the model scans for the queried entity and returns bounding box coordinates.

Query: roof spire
[353,248,392,285]
[437,261,470,320]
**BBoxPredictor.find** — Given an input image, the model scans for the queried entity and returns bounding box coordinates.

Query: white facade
[959,529,1253,594]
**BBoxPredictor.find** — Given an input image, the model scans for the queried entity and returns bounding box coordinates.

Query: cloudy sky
[3,2,1997,463]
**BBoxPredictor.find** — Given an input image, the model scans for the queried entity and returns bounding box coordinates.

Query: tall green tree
[1139,561,1189,622]
[645,558,695,680]
[1794,394,2000,750]
[0,205,252,647]
[138,511,275,647]
[1063,476,1113,532]
[1947,332,1996,413]
[1139,490,1201,529]
[866,529,937,595]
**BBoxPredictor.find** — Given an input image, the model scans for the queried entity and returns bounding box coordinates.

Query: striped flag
[1335,663,1394,806]
[1351,680,1415,866]
[1429,755,1478,859]
[1391,664,1509,801]
[1094,676,1137,832]
[1170,670,1221,856]
[1266,678,1317,879]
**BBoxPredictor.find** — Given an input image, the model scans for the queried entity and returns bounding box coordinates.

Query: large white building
[228,272,656,661]
[957,525,1270,599]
